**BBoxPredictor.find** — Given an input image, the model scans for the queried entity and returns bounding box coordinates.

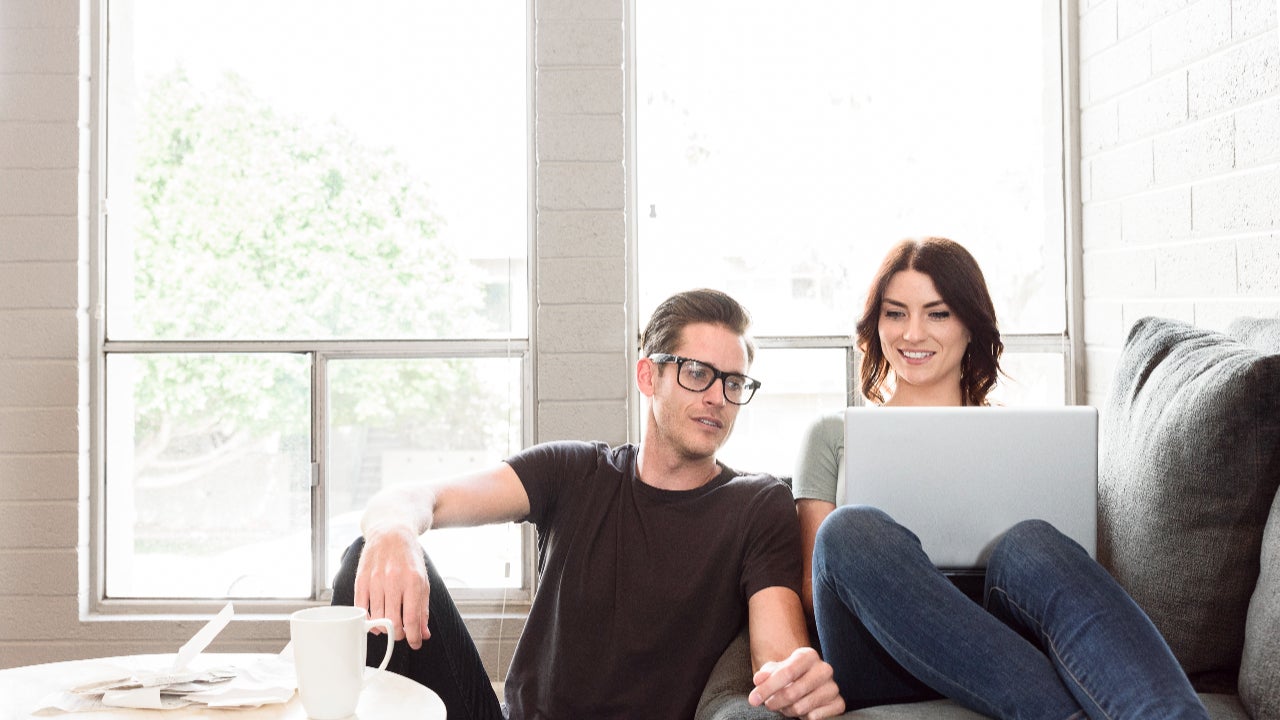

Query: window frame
[86,0,540,619]
[624,0,1084,431]
[748,332,1079,406]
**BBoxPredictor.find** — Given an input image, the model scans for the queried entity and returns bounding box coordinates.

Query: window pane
[989,352,1067,407]
[717,348,848,477]
[716,348,1064,476]
[106,0,527,341]
[105,353,312,598]
[327,358,524,591]
[637,0,1064,336]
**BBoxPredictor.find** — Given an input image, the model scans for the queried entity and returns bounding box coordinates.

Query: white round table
[0,653,446,719]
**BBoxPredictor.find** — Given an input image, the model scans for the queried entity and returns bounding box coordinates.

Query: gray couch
[697,316,1280,720]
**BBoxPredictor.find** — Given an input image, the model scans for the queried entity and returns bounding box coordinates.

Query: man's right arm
[355,462,530,649]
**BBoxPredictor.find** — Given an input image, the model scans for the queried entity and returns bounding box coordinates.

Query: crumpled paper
[34,603,298,713]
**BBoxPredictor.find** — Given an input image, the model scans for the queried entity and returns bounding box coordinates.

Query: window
[635,1,1071,474]
[98,1,530,604]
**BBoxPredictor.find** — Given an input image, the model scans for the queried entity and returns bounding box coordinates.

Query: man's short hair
[640,289,756,364]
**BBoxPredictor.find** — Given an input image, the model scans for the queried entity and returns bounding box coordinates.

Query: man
[333,289,845,719]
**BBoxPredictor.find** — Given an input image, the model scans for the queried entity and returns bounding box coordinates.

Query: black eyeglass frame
[647,353,762,405]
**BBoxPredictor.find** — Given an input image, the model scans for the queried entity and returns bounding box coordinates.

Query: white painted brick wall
[1088,140,1155,200]
[537,304,627,354]
[536,400,629,445]
[1118,0,1196,37]
[0,169,80,214]
[0,217,79,261]
[536,210,625,257]
[1188,32,1280,119]
[533,0,628,448]
[537,257,626,305]
[1240,234,1280,294]
[1081,100,1120,155]
[0,361,78,407]
[537,162,625,210]
[1192,166,1280,234]
[0,86,84,659]
[538,353,629,401]
[1236,96,1280,165]
[1150,0,1231,73]
[1155,239,1240,296]
[1079,0,1280,408]
[1120,186,1192,243]
[536,68,624,115]
[1083,299,1126,344]
[0,75,79,122]
[1083,246,1159,297]
[1079,1,1119,61]
[1084,32,1153,103]
[537,115,625,162]
[1082,198,1124,250]
[1233,0,1279,37]
[0,124,79,167]
[536,20,624,67]
[1152,115,1234,185]
[1116,72,1187,141]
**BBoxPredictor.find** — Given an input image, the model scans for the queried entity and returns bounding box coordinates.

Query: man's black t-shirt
[502,441,800,720]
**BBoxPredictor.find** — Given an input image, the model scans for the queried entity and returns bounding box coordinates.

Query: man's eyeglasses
[648,353,762,405]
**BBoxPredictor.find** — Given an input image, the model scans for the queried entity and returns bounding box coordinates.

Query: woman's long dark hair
[856,237,1003,406]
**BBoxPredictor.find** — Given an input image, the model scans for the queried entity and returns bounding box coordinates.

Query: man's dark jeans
[331,537,507,720]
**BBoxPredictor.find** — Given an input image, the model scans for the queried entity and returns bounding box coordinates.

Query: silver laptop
[840,406,1098,570]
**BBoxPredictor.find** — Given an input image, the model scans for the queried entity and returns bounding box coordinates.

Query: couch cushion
[849,697,1247,720]
[694,628,987,720]
[694,628,1254,719]
[1099,316,1280,685]
[1241,489,1280,720]
[1232,317,1280,719]
[844,700,987,719]
[695,628,782,720]
[1228,317,1280,354]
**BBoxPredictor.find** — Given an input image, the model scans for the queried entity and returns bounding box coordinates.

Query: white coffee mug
[290,606,395,720]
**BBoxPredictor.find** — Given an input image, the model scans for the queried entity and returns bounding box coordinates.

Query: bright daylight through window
[636,1,1069,474]
[100,1,528,601]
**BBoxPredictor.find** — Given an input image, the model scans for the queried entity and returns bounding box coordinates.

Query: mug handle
[363,618,395,685]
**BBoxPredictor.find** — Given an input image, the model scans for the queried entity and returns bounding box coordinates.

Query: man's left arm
[746,586,846,719]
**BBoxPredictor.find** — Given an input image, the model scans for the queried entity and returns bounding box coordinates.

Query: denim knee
[816,504,893,556]
[986,519,1092,605]
[990,519,1083,569]
[998,518,1059,552]
[814,506,922,584]
[819,503,895,542]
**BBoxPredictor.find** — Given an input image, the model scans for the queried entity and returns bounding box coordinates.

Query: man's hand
[748,647,845,720]
[351,462,528,650]
[354,523,431,649]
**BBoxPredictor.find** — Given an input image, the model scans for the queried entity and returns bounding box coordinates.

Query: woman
[796,237,1207,719]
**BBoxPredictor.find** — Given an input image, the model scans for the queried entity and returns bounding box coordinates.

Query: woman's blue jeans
[812,506,1209,720]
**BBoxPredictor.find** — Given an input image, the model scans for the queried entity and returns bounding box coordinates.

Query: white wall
[1,0,1278,671]
[1079,0,1280,406]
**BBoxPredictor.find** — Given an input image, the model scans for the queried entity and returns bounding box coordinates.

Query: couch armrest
[1240,469,1280,718]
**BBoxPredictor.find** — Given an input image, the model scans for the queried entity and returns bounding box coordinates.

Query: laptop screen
[841,406,1098,569]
